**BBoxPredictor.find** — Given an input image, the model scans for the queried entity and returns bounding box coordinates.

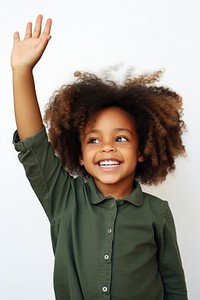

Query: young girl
[11,15,188,300]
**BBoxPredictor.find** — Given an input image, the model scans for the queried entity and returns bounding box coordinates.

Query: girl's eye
[116,136,128,142]
[88,138,100,144]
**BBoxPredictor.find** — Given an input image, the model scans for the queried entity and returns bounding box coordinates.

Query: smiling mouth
[98,160,121,167]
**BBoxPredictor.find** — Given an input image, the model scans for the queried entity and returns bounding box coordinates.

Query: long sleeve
[13,126,76,222]
[157,202,188,299]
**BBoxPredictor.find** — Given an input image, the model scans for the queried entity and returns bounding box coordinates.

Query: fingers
[41,18,52,38]
[24,22,32,39]
[32,14,43,38]
[23,15,52,40]
[13,31,20,43]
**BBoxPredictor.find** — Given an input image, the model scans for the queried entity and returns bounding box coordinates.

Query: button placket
[100,199,117,296]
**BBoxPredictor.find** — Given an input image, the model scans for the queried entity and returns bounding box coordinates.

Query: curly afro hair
[44,69,186,185]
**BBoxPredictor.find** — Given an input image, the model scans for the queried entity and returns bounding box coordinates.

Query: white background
[0,0,199,299]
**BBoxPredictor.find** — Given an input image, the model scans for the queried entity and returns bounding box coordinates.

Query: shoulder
[142,191,170,220]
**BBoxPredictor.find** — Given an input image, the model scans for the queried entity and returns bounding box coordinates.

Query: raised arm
[11,15,52,140]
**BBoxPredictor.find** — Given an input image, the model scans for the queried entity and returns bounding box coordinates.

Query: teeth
[99,160,120,166]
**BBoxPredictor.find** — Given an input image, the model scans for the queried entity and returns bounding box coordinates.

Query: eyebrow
[84,128,134,137]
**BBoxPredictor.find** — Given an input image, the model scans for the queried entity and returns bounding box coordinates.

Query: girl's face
[79,107,144,199]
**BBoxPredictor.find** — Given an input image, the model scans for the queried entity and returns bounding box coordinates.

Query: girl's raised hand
[11,15,52,70]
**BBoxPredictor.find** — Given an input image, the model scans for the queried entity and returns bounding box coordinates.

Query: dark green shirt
[13,127,187,300]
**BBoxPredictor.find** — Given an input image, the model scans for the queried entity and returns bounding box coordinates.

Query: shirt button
[104,254,109,260]
[110,203,115,208]
[102,286,108,293]
[108,229,112,234]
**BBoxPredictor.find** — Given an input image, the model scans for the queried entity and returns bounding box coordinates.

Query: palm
[11,15,52,70]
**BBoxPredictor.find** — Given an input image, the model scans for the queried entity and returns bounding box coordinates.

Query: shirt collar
[86,178,143,207]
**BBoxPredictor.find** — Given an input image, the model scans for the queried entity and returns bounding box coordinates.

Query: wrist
[12,66,34,75]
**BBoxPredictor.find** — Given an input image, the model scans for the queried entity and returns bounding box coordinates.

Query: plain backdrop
[0,0,199,299]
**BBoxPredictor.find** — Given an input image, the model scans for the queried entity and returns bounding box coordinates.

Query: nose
[100,143,116,153]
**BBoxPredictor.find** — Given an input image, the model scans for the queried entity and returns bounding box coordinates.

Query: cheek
[80,147,97,167]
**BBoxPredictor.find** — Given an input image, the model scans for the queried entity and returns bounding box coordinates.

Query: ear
[79,153,84,166]
[137,152,145,163]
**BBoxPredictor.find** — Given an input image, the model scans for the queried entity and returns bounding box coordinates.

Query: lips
[98,160,121,167]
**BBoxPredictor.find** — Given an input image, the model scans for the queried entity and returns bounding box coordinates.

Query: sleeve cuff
[13,126,48,152]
